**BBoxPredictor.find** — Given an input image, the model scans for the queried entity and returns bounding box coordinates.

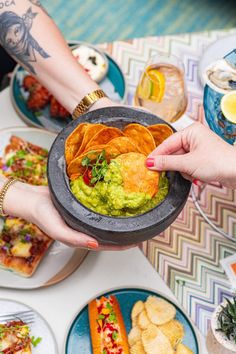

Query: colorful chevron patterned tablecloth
[99,28,236,337]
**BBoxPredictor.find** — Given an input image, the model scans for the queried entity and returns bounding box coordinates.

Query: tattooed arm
[0,0,112,113]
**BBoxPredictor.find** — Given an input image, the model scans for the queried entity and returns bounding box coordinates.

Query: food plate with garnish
[65,287,200,354]
[48,106,191,246]
[0,127,88,289]
[10,42,127,133]
[0,298,58,353]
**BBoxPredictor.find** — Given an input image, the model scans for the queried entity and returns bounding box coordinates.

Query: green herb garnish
[6,156,15,167]
[108,313,117,323]
[31,336,42,347]
[82,150,108,185]
[16,150,27,159]
[112,331,118,341]
[25,161,33,167]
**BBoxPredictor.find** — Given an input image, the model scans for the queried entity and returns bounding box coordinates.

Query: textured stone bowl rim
[211,300,236,352]
[47,106,191,243]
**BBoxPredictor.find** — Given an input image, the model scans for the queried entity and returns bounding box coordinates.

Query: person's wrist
[3,181,36,220]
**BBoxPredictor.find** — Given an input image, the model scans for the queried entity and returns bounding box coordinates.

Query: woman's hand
[146,122,236,189]
[4,181,134,250]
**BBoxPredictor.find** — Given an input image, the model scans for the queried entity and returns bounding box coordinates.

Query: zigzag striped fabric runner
[100,28,236,336]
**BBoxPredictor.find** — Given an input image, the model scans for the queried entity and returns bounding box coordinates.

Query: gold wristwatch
[72,89,107,119]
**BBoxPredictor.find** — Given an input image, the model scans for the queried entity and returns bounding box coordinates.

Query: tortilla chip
[84,127,123,151]
[124,124,156,155]
[74,124,105,158]
[65,123,90,165]
[115,152,159,197]
[67,146,120,178]
[148,124,173,147]
[107,136,140,154]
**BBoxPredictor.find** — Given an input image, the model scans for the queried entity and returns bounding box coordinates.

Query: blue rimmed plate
[10,43,127,133]
[65,287,199,354]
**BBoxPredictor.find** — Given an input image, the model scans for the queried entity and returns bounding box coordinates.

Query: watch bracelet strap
[0,178,18,217]
[72,89,107,120]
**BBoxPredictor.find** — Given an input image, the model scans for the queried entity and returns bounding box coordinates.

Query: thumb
[146,154,190,174]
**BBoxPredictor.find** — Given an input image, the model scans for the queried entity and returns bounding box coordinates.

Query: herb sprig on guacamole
[82,150,108,186]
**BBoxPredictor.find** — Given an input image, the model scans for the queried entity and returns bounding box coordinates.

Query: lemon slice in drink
[147,69,165,102]
[138,74,153,99]
[221,91,236,124]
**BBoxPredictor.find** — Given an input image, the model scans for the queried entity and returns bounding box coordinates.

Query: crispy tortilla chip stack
[65,122,173,181]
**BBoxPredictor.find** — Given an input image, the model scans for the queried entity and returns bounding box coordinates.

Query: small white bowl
[71,42,109,83]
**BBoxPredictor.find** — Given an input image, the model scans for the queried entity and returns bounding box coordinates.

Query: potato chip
[141,324,174,354]
[128,326,141,347]
[74,124,105,157]
[176,343,194,354]
[124,123,156,155]
[148,124,173,147]
[131,301,145,321]
[130,340,146,354]
[84,127,123,151]
[115,153,159,197]
[158,319,184,348]
[138,310,151,330]
[65,123,90,164]
[108,136,140,154]
[145,296,176,325]
[67,146,120,178]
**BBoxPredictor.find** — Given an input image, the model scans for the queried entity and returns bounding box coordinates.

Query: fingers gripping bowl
[47,107,191,245]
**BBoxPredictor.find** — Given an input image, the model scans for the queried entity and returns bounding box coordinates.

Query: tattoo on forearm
[28,0,49,15]
[0,1,16,10]
[0,7,50,74]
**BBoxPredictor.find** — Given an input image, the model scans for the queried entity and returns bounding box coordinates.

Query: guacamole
[70,160,169,217]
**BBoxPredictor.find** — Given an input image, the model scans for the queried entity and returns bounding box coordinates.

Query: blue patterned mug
[203,49,236,145]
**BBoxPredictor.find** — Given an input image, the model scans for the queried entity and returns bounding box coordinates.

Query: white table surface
[0,87,207,353]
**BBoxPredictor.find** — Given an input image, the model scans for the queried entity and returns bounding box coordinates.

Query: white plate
[0,127,88,289]
[0,298,58,353]
[198,33,236,86]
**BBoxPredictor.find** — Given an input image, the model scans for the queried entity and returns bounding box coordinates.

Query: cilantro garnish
[16,150,27,159]
[82,150,108,185]
[25,161,33,167]
[106,302,112,310]
[112,331,118,341]
[31,336,42,347]
[6,156,15,167]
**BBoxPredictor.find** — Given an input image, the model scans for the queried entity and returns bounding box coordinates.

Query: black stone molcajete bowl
[48,107,191,246]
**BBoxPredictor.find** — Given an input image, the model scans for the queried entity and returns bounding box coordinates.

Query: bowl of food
[71,42,109,83]
[47,107,191,245]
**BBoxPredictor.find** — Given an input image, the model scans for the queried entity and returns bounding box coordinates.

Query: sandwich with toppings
[89,295,129,354]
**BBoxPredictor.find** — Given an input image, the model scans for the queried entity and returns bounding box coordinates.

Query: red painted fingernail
[193,179,199,186]
[87,241,99,249]
[146,158,154,167]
